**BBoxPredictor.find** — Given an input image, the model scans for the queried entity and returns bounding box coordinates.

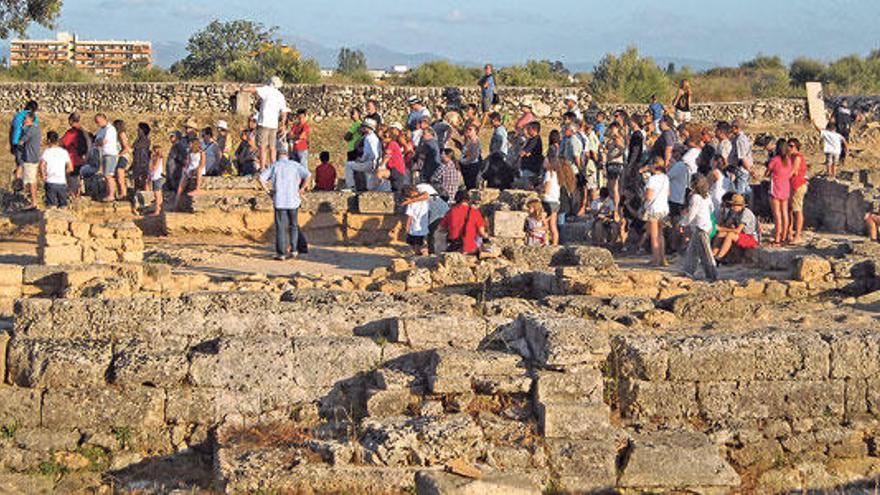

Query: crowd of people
[6,73,870,278]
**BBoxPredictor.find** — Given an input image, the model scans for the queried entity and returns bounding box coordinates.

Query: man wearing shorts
[713,194,759,262]
[19,112,41,209]
[240,76,289,170]
[94,113,119,201]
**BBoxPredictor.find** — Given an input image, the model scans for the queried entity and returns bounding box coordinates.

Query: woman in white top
[680,175,718,281]
[541,158,562,245]
[174,139,206,211]
[643,156,670,266]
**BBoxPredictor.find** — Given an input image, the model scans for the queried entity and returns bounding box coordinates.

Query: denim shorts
[151,178,165,191]
[101,155,119,177]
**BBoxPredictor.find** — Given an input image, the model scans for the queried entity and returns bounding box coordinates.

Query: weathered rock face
[0,82,809,125]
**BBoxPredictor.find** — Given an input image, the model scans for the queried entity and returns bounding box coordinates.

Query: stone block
[111,339,189,386]
[545,439,618,492]
[415,469,540,495]
[537,402,613,440]
[69,221,91,239]
[346,213,405,231]
[300,191,355,213]
[533,368,604,405]
[490,210,528,238]
[391,315,490,349]
[39,245,83,265]
[0,473,54,494]
[610,336,669,381]
[618,430,740,491]
[620,380,698,421]
[40,233,77,246]
[699,380,845,420]
[0,386,42,427]
[6,338,112,388]
[828,330,880,379]
[14,429,80,451]
[40,210,75,234]
[793,255,832,282]
[0,264,23,287]
[356,192,397,214]
[428,348,528,395]
[42,387,165,429]
[300,211,346,230]
[90,224,115,238]
[520,313,609,369]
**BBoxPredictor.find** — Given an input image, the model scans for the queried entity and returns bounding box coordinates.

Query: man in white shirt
[681,135,702,176]
[39,131,73,208]
[344,119,381,190]
[240,76,288,169]
[564,95,582,121]
[93,113,119,201]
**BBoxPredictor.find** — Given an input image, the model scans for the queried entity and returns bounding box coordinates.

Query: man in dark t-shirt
[520,122,544,178]
[651,117,677,166]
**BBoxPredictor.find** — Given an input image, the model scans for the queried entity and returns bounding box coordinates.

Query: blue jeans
[293,150,308,169]
[274,208,300,256]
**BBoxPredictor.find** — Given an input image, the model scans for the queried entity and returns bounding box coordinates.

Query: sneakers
[274,254,289,261]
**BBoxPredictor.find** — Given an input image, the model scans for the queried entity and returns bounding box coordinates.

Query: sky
[21,0,880,68]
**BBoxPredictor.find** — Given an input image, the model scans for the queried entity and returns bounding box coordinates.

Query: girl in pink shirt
[765,139,794,245]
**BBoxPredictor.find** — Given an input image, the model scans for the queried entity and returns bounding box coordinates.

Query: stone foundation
[38,210,144,265]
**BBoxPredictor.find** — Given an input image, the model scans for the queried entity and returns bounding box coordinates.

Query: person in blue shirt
[594,112,607,144]
[649,94,664,134]
[478,64,496,114]
[9,100,39,181]
[257,141,311,260]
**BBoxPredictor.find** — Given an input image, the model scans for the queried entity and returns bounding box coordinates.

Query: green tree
[588,47,671,103]
[2,61,91,82]
[173,19,277,78]
[222,43,320,84]
[337,47,367,74]
[402,60,481,87]
[497,59,571,87]
[740,54,785,71]
[789,57,827,86]
[0,0,63,38]
[121,60,176,82]
[825,54,880,93]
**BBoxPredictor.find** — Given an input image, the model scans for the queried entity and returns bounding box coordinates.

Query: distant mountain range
[2,36,719,74]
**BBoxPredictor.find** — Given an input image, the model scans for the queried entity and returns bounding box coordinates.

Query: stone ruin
[2,176,880,493]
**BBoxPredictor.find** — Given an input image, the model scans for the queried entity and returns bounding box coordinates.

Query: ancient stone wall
[612,328,880,491]
[0,82,808,124]
[38,210,144,265]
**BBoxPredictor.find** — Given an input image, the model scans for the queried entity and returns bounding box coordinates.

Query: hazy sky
[24,0,880,67]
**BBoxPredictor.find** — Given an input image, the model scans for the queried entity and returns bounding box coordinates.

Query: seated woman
[713,193,760,262]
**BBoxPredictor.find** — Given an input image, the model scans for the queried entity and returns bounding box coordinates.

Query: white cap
[389,122,404,131]
[362,118,378,130]
[407,95,421,105]
[215,120,228,130]
[564,94,578,103]
[270,76,283,89]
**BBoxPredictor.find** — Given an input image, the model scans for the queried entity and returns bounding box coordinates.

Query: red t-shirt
[790,152,808,190]
[59,127,87,168]
[384,141,406,174]
[439,203,485,254]
[289,123,310,151]
[314,162,337,191]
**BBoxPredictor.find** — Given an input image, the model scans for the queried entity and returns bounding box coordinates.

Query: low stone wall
[612,328,880,491]
[38,210,144,265]
[0,82,809,125]
[804,176,880,235]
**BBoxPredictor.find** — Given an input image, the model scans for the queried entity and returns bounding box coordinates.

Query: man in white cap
[564,94,582,121]
[214,120,232,173]
[240,76,289,169]
[258,140,311,261]
[344,118,382,190]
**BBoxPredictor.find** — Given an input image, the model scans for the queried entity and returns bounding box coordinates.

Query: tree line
[2,16,879,102]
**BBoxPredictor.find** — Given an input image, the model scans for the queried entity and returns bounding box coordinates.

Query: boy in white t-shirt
[817,122,846,178]
[403,185,430,255]
[39,130,73,208]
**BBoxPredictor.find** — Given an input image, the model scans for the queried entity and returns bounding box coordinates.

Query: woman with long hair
[787,138,809,244]
[672,79,692,123]
[459,125,483,189]
[541,158,564,245]
[765,138,793,245]
[113,119,131,201]
[604,123,626,219]
[643,157,670,266]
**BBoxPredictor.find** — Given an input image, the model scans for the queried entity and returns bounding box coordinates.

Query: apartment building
[10,32,152,76]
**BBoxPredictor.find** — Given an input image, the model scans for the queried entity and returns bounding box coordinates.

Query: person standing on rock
[93,113,119,203]
[9,100,39,188]
[643,157,670,267]
[59,112,89,198]
[680,175,717,281]
[787,138,809,244]
[258,141,311,261]
[287,109,311,169]
[728,119,755,202]
[478,64,496,116]
[240,76,288,170]
[672,79,693,123]
[343,118,381,191]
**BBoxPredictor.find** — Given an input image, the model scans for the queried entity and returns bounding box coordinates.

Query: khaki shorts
[256,126,276,150]
[791,184,808,212]
[22,162,38,185]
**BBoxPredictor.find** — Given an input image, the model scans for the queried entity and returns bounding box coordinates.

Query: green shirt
[347,122,362,152]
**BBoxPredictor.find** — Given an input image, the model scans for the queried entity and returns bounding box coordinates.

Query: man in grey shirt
[19,112,41,209]
[489,113,508,159]
[728,119,754,197]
